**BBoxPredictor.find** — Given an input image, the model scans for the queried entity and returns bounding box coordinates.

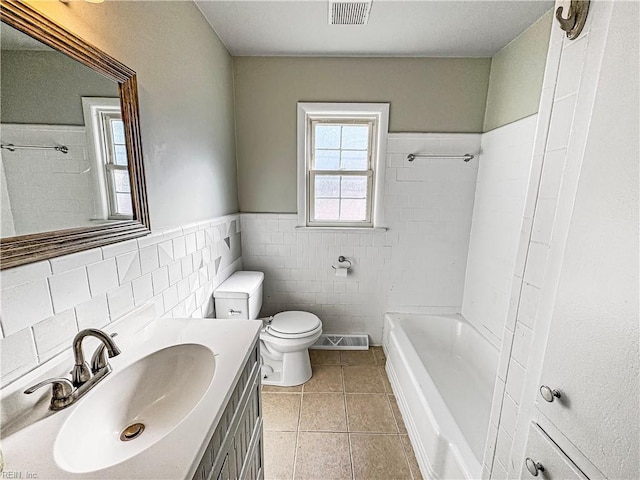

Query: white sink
[54,343,215,473]
[1,316,262,479]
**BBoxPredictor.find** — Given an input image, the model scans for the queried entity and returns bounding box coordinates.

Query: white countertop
[1,317,262,479]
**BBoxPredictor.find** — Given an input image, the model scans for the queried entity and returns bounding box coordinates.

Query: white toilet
[213,271,323,386]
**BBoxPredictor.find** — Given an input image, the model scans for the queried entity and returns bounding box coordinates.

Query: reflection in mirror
[0,23,133,238]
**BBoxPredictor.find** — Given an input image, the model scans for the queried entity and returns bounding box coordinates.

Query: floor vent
[328,0,372,25]
[311,334,369,350]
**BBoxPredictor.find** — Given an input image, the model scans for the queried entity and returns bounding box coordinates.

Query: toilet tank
[213,271,264,319]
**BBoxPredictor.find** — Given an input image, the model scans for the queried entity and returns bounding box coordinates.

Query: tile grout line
[267,352,399,480]
[291,381,304,480]
[343,362,357,480]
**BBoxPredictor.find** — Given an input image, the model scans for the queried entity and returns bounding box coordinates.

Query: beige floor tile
[372,346,386,366]
[343,365,385,393]
[388,395,408,434]
[299,393,347,432]
[350,434,412,480]
[309,349,341,365]
[303,365,343,392]
[379,366,393,393]
[263,384,303,393]
[294,432,352,480]
[401,435,424,480]
[262,393,301,431]
[264,430,296,479]
[341,349,376,365]
[346,394,397,433]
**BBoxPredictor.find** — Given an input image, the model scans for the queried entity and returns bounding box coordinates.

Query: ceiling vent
[328,0,372,25]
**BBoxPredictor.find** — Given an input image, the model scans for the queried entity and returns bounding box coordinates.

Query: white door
[535,2,639,479]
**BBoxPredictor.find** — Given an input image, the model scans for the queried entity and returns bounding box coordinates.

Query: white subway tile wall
[0,125,95,236]
[462,115,538,347]
[48,267,92,313]
[86,258,119,296]
[241,133,481,344]
[0,214,242,385]
[1,279,53,337]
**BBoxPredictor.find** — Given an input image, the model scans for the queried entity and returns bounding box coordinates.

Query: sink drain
[120,422,145,441]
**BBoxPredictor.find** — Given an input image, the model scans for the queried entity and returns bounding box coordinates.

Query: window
[101,113,133,217]
[82,97,133,220]
[297,103,389,229]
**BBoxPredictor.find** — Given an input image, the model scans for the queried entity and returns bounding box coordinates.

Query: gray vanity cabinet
[192,341,264,480]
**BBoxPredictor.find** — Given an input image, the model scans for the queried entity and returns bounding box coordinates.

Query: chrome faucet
[24,328,121,411]
[71,329,120,386]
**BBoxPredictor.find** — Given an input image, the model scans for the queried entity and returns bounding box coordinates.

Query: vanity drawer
[521,423,588,480]
[193,342,262,480]
[241,423,263,480]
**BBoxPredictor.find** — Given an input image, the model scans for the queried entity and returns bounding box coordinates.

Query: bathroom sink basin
[53,343,215,473]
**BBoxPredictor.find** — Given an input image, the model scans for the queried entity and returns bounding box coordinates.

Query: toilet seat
[265,311,322,339]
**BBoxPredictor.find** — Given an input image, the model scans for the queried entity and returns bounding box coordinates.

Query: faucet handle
[90,332,118,374]
[24,378,74,410]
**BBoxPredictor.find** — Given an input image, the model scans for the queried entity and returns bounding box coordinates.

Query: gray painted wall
[25,0,239,228]
[1,50,118,125]
[233,56,490,213]
[483,10,552,132]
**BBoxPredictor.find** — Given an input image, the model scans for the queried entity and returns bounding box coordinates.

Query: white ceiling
[195,0,554,57]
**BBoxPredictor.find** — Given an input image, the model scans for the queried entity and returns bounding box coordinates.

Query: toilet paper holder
[331,256,352,270]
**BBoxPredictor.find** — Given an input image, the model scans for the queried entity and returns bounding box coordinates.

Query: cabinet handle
[228,309,242,316]
[525,457,545,476]
[540,385,562,402]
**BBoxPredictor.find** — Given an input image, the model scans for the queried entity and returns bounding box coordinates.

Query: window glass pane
[340,199,367,221]
[111,120,125,144]
[314,198,339,220]
[315,175,340,198]
[341,176,367,198]
[341,150,368,170]
[116,193,133,215]
[114,145,128,166]
[341,125,369,150]
[113,169,131,193]
[315,150,340,170]
[315,125,341,149]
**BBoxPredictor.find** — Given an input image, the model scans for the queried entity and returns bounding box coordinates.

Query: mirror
[1,24,132,235]
[0,0,150,269]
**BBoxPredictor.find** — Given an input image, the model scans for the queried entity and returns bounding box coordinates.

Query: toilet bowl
[213,271,323,387]
[259,311,322,386]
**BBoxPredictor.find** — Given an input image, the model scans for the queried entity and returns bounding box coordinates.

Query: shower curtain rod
[407,153,474,162]
[1,143,69,154]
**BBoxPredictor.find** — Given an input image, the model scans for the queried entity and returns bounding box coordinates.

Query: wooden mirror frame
[0,0,150,270]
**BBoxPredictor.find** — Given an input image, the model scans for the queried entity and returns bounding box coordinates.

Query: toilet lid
[268,311,321,337]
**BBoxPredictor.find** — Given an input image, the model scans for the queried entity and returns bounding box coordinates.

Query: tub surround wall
[384,134,480,312]
[24,0,239,228]
[0,124,95,236]
[241,133,480,344]
[462,115,537,346]
[0,214,242,385]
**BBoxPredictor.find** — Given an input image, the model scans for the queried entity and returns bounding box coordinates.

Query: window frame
[102,112,133,219]
[297,103,389,230]
[82,97,133,221]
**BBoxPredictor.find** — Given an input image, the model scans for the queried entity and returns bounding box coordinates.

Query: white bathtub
[383,313,498,479]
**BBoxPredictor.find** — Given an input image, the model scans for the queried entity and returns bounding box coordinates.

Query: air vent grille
[329,0,372,25]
